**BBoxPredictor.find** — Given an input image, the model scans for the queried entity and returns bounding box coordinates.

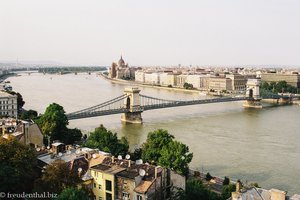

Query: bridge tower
[243,79,263,108]
[121,87,143,123]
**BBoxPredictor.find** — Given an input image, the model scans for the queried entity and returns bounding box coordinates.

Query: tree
[20,109,38,120]
[185,178,222,200]
[61,128,82,145]
[223,176,230,185]
[141,129,174,164]
[183,83,193,89]
[84,125,129,156]
[221,184,236,200]
[36,103,69,141]
[130,147,143,161]
[36,103,82,144]
[206,172,213,181]
[57,187,90,200]
[35,159,81,193]
[0,137,37,193]
[158,140,193,175]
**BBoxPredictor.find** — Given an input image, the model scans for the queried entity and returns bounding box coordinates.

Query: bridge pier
[121,112,143,124]
[243,99,263,108]
[243,79,262,108]
[121,87,143,124]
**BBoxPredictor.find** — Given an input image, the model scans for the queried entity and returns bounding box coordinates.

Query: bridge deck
[66,96,251,120]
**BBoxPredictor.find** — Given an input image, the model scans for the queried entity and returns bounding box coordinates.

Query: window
[106,193,112,200]
[137,195,142,200]
[98,184,101,189]
[105,180,112,191]
[122,192,130,200]
[99,197,102,200]
[94,183,96,188]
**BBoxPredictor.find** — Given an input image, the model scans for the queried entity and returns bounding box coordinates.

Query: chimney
[236,180,242,192]
[128,160,131,168]
[155,166,161,179]
[112,156,115,163]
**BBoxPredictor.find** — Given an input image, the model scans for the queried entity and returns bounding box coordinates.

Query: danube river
[8,72,300,194]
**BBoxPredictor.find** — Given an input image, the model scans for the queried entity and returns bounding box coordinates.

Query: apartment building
[226,74,247,91]
[0,91,18,117]
[261,73,300,88]
[209,77,232,91]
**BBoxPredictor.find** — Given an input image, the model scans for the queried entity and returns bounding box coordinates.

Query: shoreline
[98,73,201,94]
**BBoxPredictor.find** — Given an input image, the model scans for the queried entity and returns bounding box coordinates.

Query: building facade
[208,77,232,91]
[0,91,18,117]
[135,71,145,83]
[144,73,160,85]
[109,56,136,80]
[226,74,247,91]
[261,73,300,88]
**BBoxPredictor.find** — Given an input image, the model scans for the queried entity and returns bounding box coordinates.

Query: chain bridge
[66,79,294,123]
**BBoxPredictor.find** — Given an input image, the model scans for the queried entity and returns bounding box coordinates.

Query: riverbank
[0,72,18,81]
[98,73,201,94]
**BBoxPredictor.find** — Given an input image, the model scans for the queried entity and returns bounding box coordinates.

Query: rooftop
[37,147,97,165]
[0,91,16,98]
[91,163,125,175]
[134,180,154,194]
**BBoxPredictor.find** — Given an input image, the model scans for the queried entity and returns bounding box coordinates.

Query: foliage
[261,81,299,94]
[38,66,106,74]
[185,178,222,200]
[36,103,82,144]
[36,103,68,140]
[169,186,186,200]
[57,187,90,200]
[223,176,230,185]
[141,129,174,164]
[206,172,213,181]
[183,82,193,89]
[168,84,173,88]
[0,137,37,193]
[158,140,193,175]
[61,128,82,145]
[20,109,38,120]
[221,184,236,200]
[249,182,260,188]
[84,125,129,156]
[141,129,193,175]
[34,159,81,193]
[130,147,143,161]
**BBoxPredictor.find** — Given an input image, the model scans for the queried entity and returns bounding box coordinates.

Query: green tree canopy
[36,103,68,140]
[0,137,37,193]
[261,80,298,94]
[185,179,222,200]
[84,125,129,156]
[223,176,230,185]
[61,128,82,145]
[35,159,81,193]
[183,83,194,90]
[141,129,174,164]
[158,140,193,175]
[57,187,90,200]
[222,184,236,200]
[20,109,38,120]
[141,129,193,175]
[36,103,82,144]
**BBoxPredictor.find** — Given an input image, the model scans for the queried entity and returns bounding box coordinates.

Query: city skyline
[1,0,300,66]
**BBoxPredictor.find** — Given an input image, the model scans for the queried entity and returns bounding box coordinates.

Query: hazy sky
[1,0,300,66]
